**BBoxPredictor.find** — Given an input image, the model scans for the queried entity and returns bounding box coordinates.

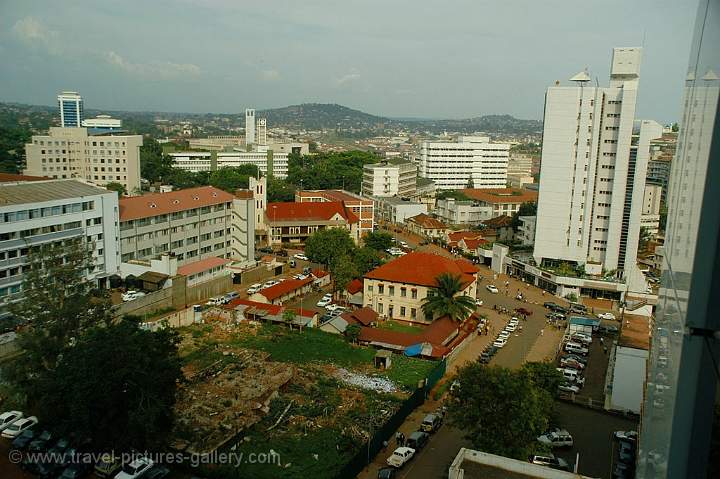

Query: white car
[246,283,262,295]
[597,312,617,321]
[121,291,146,302]
[1,416,37,438]
[486,284,499,294]
[262,280,280,289]
[475,299,483,307]
[505,323,517,332]
[493,337,507,348]
[571,333,592,345]
[293,253,309,261]
[498,331,511,340]
[399,241,409,248]
[114,457,154,479]
[205,297,224,306]
[558,383,580,394]
[316,297,332,308]
[538,429,574,448]
[0,411,23,432]
[386,447,415,468]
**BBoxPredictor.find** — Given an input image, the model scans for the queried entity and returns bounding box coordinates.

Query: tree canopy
[105,181,127,196]
[286,151,380,193]
[363,231,393,251]
[511,201,538,230]
[209,165,259,192]
[421,273,476,322]
[304,228,357,267]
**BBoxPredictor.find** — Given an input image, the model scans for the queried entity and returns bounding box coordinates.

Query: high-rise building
[362,160,417,197]
[419,136,509,190]
[57,91,84,127]
[245,109,256,145]
[256,118,267,146]
[24,127,143,194]
[533,47,660,290]
[640,183,663,235]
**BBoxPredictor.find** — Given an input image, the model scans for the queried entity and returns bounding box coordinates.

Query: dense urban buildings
[295,189,374,237]
[57,91,84,127]
[24,127,143,194]
[434,188,537,226]
[362,160,417,197]
[373,196,427,225]
[0,178,120,320]
[419,136,510,190]
[264,201,360,246]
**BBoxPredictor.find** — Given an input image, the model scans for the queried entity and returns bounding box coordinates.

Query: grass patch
[382,354,438,390]
[377,320,424,335]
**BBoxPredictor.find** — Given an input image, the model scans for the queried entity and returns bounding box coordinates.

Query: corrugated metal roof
[0,179,110,206]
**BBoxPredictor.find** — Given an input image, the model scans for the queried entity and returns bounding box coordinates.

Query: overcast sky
[0,0,698,122]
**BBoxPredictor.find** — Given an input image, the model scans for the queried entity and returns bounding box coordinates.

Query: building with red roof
[357,316,461,358]
[248,277,314,305]
[363,251,479,324]
[295,189,374,237]
[346,278,365,306]
[265,201,360,246]
[176,256,232,287]
[406,213,448,239]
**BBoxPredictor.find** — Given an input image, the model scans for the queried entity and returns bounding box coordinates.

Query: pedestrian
[600,337,605,345]
[540,329,544,336]
[395,431,401,445]
[603,345,608,354]
[505,280,510,288]
[399,432,405,446]
[542,290,545,297]
[382,440,388,452]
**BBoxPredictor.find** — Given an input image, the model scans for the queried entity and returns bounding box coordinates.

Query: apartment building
[25,127,143,194]
[265,201,360,246]
[363,252,478,324]
[170,151,289,178]
[373,196,427,225]
[295,190,374,237]
[435,188,538,226]
[119,186,251,266]
[362,160,417,197]
[0,178,120,319]
[640,183,662,235]
[419,136,510,190]
[533,47,660,291]
[518,216,537,246]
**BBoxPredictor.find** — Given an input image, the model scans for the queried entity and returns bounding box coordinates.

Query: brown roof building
[295,189,374,237]
[266,201,361,246]
[406,213,448,239]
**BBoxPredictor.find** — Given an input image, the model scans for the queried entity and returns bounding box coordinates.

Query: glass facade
[58,97,83,127]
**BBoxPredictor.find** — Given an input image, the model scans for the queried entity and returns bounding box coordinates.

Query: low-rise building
[414,177,437,212]
[449,448,594,479]
[363,251,479,324]
[480,215,515,243]
[641,183,663,236]
[177,256,233,287]
[374,196,427,226]
[0,179,120,320]
[265,201,360,246]
[607,312,651,414]
[435,188,538,226]
[249,277,314,305]
[295,190,374,237]
[405,214,448,239]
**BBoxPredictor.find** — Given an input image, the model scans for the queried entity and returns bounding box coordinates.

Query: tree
[330,254,358,297]
[305,228,356,267]
[437,190,471,201]
[209,165,259,192]
[466,176,475,189]
[447,364,553,459]
[105,182,127,196]
[671,122,679,132]
[139,137,173,184]
[421,273,476,322]
[267,178,296,202]
[353,247,383,276]
[511,202,538,230]
[286,151,380,193]
[345,324,361,344]
[363,231,393,251]
[520,362,564,397]
[41,320,182,451]
[282,309,297,329]
[7,239,113,402]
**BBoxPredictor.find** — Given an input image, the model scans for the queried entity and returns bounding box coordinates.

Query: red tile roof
[258,277,313,301]
[346,278,364,295]
[225,298,283,316]
[482,215,513,228]
[266,201,359,224]
[407,213,447,230]
[364,252,479,288]
[312,269,330,278]
[447,231,483,243]
[358,316,459,357]
[461,238,488,250]
[0,173,48,182]
[177,257,232,277]
[341,307,378,326]
[460,188,538,204]
[294,308,318,318]
[296,190,370,204]
[119,186,234,221]
[234,189,254,199]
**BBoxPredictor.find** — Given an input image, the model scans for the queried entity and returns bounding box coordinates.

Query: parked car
[0,410,23,431]
[558,383,580,394]
[377,467,396,479]
[143,465,171,479]
[560,357,585,370]
[205,296,224,306]
[562,353,588,365]
[612,461,634,478]
[497,331,511,340]
[246,283,262,295]
[262,280,280,289]
[405,431,430,451]
[538,429,574,448]
[316,296,332,307]
[613,430,638,442]
[618,439,636,465]
[571,332,593,344]
[275,249,288,257]
[386,447,415,468]
[121,290,146,302]
[598,312,617,320]
[475,299,483,307]
[493,337,508,348]
[486,284,499,294]
[94,454,122,478]
[12,429,36,450]
[564,342,589,356]
[599,324,619,334]
[289,259,296,268]
[2,415,38,438]
[569,302,588,314]
[529,454,570,471]
[420,413,443,433]
[293,253,309,261]
[543,301,559,309]
[114,457,154,479]
[222,291,239,303]
[505,323,517,332]
[325,303,345,312]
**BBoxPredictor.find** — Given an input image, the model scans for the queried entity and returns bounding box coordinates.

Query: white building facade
[362,161,417,197]
[419,136,509,190]
[57,91,83,127]
[170,151,288,178]
[245,109,256,145]
[640,183,662,235]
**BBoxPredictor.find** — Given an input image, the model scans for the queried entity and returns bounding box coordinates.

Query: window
[378,284,384,294]
[368,285,373,293]
[388,286,395,296]
[400,287,406,297]
[400,306,406,317]
[411,308,417,319]
[411,289,418,299]
[377,303,384,313]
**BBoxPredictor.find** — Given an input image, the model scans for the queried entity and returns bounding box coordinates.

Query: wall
[140,306,199,331]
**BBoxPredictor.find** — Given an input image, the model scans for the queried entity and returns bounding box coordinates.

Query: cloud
[335,72,360,87]
[103,51,201,78]
[260,69,280,81]
[12,16,61,54]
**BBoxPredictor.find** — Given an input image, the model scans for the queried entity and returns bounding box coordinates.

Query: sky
[0,0,699,123]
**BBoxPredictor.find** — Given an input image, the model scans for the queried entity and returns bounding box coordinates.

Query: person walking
[540,328,544,336]
[395,431,402,446]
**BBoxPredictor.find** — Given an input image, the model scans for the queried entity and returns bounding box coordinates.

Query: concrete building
[177,256,233,288]
[507,153,534,177]
[296,190,374,238]
[118,186,250,266]
[25,127,143,194]
[362,160,417,197]
[188,136,244,151]
[419,136,510,190]
[256,118,267,146]
[0,179,120,320]
[230,190,256,268]
[363,252,478,323]
[532,47,660,293]
[405,214,448,239]
[646,132,677,202]
[265,201,360,246]
[81,115,123,132]
[373,196,427,225]
[57,91,83,127]
[449,448,594,479]
[640,183,662,235]
[414,177,437,211]
[169,151,290,178]
[518,216,537,245]
[168,152,212,172]
[245,109,256,145]
[435,188,538,226]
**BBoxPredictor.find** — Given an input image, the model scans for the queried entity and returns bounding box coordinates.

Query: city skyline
[0,0,697,123]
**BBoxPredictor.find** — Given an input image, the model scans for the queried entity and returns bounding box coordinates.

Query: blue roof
[569,316,600,326]
[404,343,424,357]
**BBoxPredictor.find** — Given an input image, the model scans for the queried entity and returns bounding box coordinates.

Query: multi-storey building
[295,190,374,237]
[435,188,538,226]
[119,186,253,266]
[57,91,83,127]
[81,115,123,132]
[170,151,289,178]
[245,109,256,145]
[533,47,660,291]
[419,136,510,190]
[24,127,143,194]
[640,183,663,235]
[0,178,120,320]
[362,160,417,197]
[646,133,676,202]
[373,196,427,225]
[265,201,360,246]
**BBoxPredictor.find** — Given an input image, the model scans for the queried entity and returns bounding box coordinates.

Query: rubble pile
[334,368,397,393]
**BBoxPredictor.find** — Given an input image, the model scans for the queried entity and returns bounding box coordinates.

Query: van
[405,431,429,451]
[564,342,589,356]
[420,414,442,433]
[223,291,239,303]
[556,367,579,382]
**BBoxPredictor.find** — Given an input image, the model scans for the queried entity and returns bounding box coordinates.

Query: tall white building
[245,109,256,145]
[419,136,509,190]
[24,127,143,194]
[362,160,417,197]
[169,151,289,178]
[0,178,120,320]
[533,47,660,290]
[57,91,84,127]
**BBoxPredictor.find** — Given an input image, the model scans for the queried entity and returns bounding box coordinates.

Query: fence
[445,330,477,366]
[333,358,448,479]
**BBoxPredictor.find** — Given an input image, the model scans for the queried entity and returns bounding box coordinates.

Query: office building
[81,115,123,132]
[419,136,510,190]
[57,91,83,127]
[640,183,662,235]
[362,160,417,197]
[435,188,537,226]
[295,190,374,237]
[373,196,427,225]
[265,201,360,246]
[0,179,120,320]
[119,186,253,266]
[245,109,256,145]
[532,47,660,292]
[169,151,289,178]
[646,132,677,202]
[24,127,143,194]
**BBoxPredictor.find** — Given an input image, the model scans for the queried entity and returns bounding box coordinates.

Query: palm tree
[422,273,477,322]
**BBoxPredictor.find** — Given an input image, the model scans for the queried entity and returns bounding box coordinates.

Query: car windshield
[6,423,21,431]
[122,464,140,474]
